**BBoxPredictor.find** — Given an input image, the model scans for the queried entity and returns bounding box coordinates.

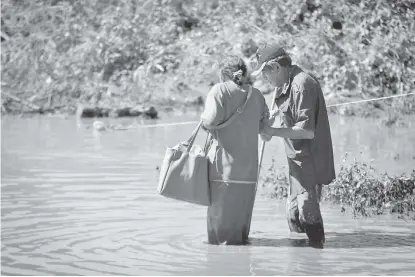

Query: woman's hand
[260,125,273,142]
[260,133,272,142]
[269,108,279,126]
[200,122,208,131]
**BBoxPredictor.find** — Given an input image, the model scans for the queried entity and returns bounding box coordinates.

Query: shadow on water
[247,230,415,249]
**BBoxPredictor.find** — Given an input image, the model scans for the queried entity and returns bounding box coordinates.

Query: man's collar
[276,65,301,98]
[281,81,291,95]
[275,76,292,99]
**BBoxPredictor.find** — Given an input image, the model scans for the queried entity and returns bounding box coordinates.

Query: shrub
[1,0,414,114]
[260,154,415,220]
[323,157,415,219]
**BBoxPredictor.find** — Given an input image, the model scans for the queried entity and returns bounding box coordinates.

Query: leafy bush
[259,158,289,199]
[323,156,415,219]
[260,155,415,220]
[1,0,186,111]
[1,0,414,114]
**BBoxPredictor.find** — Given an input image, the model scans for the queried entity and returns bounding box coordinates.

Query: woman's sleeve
[258,91,271,134]
[201,84,225,128]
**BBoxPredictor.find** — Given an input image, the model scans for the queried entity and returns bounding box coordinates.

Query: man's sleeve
[292,84,317,132]
[201,84,225,128]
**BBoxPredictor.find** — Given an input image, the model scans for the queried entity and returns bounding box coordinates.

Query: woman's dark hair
[218,55,247,86]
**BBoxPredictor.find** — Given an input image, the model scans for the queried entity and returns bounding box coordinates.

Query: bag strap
[186,121,202,152]
[201,85,253,156]
[204,85,253,130]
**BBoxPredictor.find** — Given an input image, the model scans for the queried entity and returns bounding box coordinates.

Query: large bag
[157,121,211,206]
[157,85,253,206]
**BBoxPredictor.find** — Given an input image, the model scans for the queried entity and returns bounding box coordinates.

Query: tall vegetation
[1,0,414,114]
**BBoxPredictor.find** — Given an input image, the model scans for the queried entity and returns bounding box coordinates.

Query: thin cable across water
[135,92,415,129]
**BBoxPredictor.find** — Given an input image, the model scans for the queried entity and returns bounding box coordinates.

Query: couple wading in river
[200,43,335,245]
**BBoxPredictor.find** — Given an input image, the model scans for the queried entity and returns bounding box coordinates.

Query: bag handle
[185,121,203,152]
[203,85,253,130]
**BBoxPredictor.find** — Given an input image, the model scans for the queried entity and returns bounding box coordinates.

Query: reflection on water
[1,114,415,275]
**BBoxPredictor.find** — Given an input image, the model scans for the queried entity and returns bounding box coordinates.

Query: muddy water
[2,114,415,275]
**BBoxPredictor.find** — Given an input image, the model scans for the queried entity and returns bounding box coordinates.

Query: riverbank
[2,88,414,127]
[2,0,414,119]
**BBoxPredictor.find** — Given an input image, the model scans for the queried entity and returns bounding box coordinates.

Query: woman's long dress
[201,81,270,245]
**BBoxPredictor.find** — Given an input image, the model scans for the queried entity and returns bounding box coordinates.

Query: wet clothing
[286,166,325,241]
[207,181,256,245]
[201,81,269,245]
[275,66,335,241]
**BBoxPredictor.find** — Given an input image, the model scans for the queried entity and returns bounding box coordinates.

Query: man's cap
[251,44,290,76]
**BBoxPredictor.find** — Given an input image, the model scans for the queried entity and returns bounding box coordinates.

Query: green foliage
[1,0,186,110]
[1,0,415,114]
[260,158,289,199]
[323,156,415,219]
[260,154,415,220]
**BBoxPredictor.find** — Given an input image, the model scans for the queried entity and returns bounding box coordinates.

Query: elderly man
[253,43,335,243]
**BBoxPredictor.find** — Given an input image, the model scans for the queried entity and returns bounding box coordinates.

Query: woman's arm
[200,84,225,129]
[258,88,273,141]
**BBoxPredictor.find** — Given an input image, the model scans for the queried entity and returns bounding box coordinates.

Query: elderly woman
[201,55,272,245]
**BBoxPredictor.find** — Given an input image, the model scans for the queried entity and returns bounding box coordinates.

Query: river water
[2,113,415,275]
